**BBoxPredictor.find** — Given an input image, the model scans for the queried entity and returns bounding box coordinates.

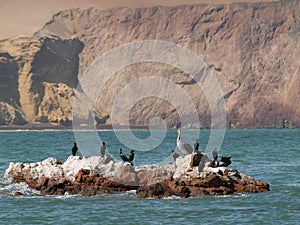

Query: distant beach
[0,124,150,130]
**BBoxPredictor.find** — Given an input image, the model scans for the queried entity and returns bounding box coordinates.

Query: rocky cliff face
[0,37,87,125]
[0,0,299,128]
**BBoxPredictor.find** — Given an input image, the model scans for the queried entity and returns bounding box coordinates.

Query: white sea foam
[53,193,81,199]
[286,183,300,187]
[163,195,181,200]
[117,190,137,197]
[0,182,40,196]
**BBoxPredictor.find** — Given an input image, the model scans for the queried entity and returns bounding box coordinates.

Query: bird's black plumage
[72,142,78,156]
[194,139,199,151]
[220,156,231,167]
[100,142,106,157]
[119,149,130,163]
[171,150,179,161]
[128,150,134,165]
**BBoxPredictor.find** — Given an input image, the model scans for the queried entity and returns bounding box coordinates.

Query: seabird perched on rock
[190,150,204,167]
[119,149,132,165]
[100,142,106,158]
[171,149,179,161]
[72,142,78,156]
[177,129,193,155]
[194,139,199,151]
[212,148,218,160]
[220,156,231,167]
[209,148,219,168]
[128,150,134,166]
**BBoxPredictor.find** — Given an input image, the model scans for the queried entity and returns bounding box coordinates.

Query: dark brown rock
[136,181,175,199]
[136,172,270,198]
[8,168,137,196]
[13,192,24,197]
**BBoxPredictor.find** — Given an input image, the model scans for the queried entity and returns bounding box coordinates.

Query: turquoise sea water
[0,129,299,225]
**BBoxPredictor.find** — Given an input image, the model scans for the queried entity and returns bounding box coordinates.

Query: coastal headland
[0,0,299,129]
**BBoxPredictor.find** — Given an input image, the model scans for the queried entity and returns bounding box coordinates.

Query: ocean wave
[0,182,40,196]
[215,193,250,198]
[52,193,82,199]
[163,195,181,200]
[112,190,137,197]
[286,183,300,188]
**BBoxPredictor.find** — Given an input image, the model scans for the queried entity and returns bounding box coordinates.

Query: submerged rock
[2,155,269,198]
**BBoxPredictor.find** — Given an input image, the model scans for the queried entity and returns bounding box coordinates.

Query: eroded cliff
[0,0,299,128]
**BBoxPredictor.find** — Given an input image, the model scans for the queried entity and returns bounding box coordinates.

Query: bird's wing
[129,153,134,161]
[183,143,194,153]
[121,154,129,161]
[178,142,194,154]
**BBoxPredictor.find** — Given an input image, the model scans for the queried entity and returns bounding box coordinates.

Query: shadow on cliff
[31,37,84,89]
[29,37,84,124]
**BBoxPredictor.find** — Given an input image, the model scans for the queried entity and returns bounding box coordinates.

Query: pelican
[177,129,193,155]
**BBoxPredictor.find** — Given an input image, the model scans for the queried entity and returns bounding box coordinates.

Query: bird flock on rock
[173,128,232,169]
[70,128,231,168]
[119,149,134,166]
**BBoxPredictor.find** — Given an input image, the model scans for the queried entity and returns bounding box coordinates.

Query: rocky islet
[3,154,269,198]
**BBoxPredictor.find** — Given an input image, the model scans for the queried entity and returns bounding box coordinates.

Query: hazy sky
[0,0,277,40]
[0,0,102,39]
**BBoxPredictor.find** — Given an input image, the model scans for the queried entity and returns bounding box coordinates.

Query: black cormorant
[128,150,134,166]
[194,139,199,151]
[100,142,106,157]
[72,142,78,156]
[171,149,179,161]
[119,149,131,164]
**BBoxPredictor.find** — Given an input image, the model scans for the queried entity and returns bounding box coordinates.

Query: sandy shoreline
[0,124,150,130]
